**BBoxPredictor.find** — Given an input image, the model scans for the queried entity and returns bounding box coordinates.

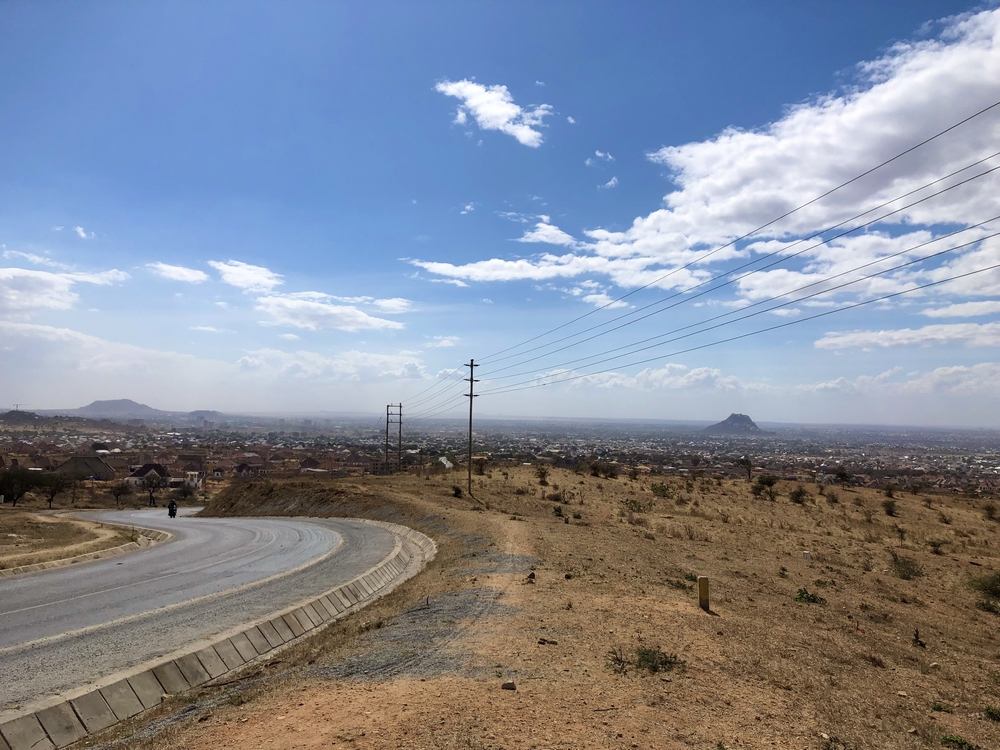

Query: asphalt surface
[0,509,398,710]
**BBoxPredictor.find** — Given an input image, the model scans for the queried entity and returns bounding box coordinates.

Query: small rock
[908,728,917,734]
[501,681,516,691]
[565,573,573,580]
[660,677,671,683]
[929,662,939,669]
[897,691,908,697]
[527,572,535,580]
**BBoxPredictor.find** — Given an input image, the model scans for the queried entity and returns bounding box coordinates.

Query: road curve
[0,509,398,709]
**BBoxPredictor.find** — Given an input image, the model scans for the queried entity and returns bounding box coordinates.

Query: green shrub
[976,599,1000,615]
[882,498,897,517]
[890,552,923,580]
[983,706,1000,721]
[795,588,826,604]
[789,485,809,504]
[972,571,1000,600]
[941,736,977,750]
[634,646,684,674]
[451,485,463,498]
[650,482,674,499]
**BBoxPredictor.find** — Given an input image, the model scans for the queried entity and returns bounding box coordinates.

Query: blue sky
[2,1,1000,426]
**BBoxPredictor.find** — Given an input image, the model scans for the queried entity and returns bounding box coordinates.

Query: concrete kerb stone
[229,632,259,662]
[0,519,435,750]
[213,639,246,671]
[99,680,145,721]
[127,671,166,710]
[35,703,87,748]
[282,612,307,638]
[292,609,315,634]
[244,626,273,655]
[269,616,295,643]
[69,691,118,734]
[175,653,211,688]
[0,715,54,750]
[194,647,229,679]
[151,662,190,695]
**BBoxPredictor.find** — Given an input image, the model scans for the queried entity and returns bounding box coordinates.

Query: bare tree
[0,468,38,507]
[142,473,166,506]
[110,481,133,509]
[41,474,69,509]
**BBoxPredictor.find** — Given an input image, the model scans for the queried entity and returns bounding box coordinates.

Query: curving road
[0,509,398,710]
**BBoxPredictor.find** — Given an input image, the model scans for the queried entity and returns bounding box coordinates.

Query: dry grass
[77,467,1000,750]
[0,509,129,569]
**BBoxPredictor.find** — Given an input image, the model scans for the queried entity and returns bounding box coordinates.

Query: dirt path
[0,510,127,569]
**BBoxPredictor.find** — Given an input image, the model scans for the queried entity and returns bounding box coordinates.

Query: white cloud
[482,298,493,304]
[435,79,553,147]
[566,116,575,124]
[537,362,759,392]
[74,226,94,239]
[237,348,425,380]
[599,176,619,189]
[189,326,230,333]
[371,297,413,313]
[427,335,459,348]
[922,299,1000,317]
[279,333,300,340]
[461,203,476,214]
[254,292,405,332]
[586,150,615,166]
[416,10,1000,309]
[535,80,545,87]
[516,220,577,247]
[815,321,1000,349]
[429,278,470,287]
[0,267,128,317]
[208,260,283,293]
[148,262,209,283]
[2,251,71,270]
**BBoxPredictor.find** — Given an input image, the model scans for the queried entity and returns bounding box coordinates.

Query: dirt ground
[80,467,1000,750]
[0,509,128,569]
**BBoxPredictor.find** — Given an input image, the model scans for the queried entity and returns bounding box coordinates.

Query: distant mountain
[74,399,170,418]
[703,413,766,436]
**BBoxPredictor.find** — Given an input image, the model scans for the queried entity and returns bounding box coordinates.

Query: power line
[477,98,1000,364]
[478,155,1000,376]
[478,261,1000,396]
[482,226,1000,384]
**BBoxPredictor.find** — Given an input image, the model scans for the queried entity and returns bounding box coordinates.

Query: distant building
[54,456,116,481]
[125,463,171,487]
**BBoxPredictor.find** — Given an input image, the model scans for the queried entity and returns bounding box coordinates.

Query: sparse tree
[142,473,166,506]
[41,474,69,509]
[751,474,778,502]
[0,467,38,507]
[110,481,133,509]
[835,466,851,487]
[738,457,753,482]
[534,464,550,486]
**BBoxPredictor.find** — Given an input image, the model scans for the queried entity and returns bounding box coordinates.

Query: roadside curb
[0,526,171,579]
[0,518,436,750]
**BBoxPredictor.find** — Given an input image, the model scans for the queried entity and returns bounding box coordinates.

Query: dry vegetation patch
[0,509,128,569]
[81,467,1000,750]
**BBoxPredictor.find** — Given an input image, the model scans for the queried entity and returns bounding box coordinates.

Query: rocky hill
[702,413,766,435]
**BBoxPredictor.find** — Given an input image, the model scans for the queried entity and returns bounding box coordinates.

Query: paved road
[0,509,398,710]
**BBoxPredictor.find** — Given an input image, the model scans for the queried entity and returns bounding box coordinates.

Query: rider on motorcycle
[168,499,178,518]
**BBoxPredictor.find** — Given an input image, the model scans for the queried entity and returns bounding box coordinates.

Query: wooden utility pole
[464,359,478,497]
[397,403,403,473]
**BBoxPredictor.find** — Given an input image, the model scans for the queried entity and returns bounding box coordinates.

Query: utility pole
[385,404,402,474]
[464,359,478,497]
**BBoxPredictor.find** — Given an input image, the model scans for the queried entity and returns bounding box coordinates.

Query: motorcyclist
[168,499,178,518]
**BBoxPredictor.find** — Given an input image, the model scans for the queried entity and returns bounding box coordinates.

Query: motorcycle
[168,504,177,519]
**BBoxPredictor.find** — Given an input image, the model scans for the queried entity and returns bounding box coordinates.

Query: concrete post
[697,576,710,612]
